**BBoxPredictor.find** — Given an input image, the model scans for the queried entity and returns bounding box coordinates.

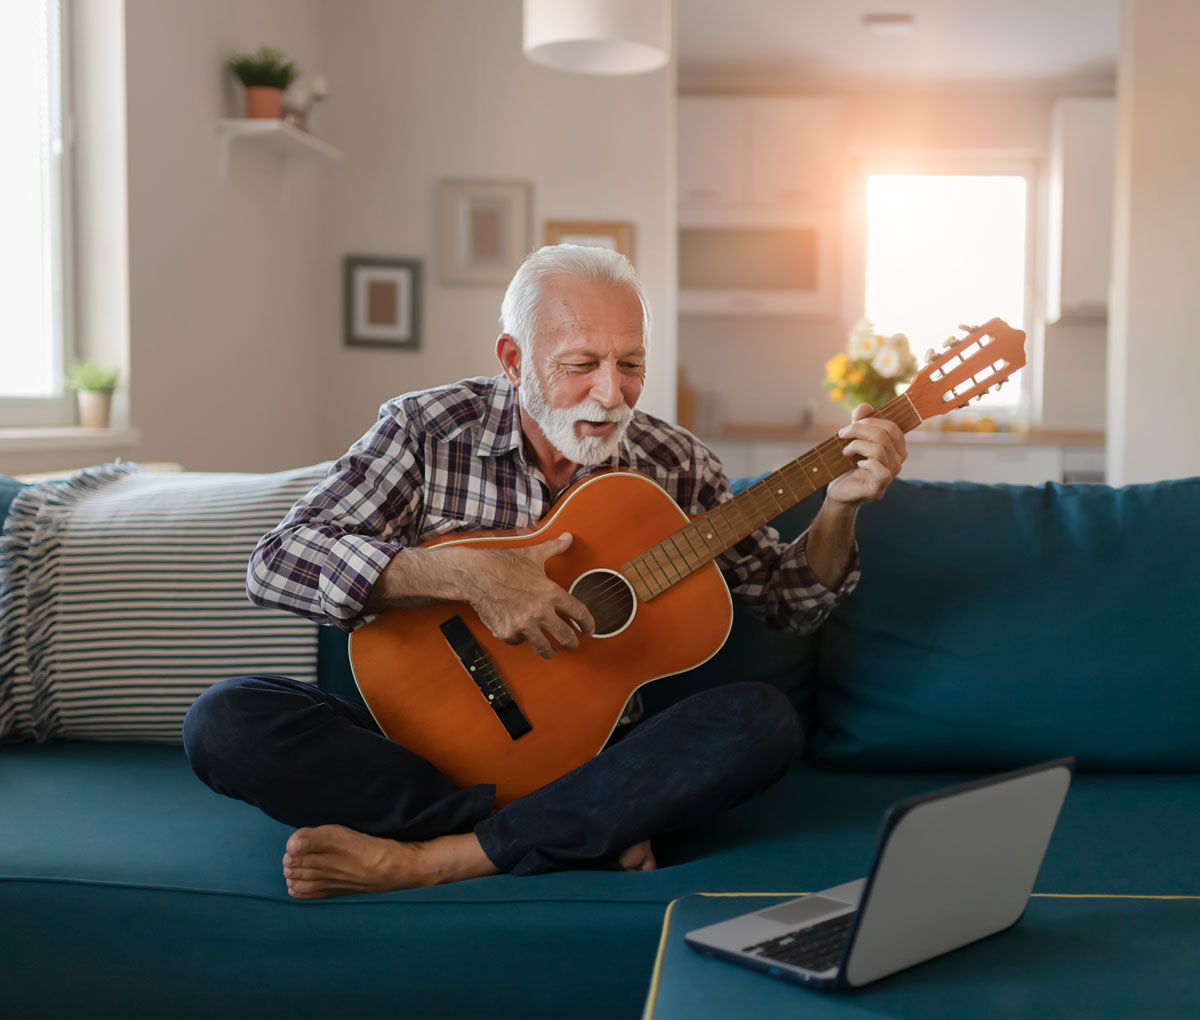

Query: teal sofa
[2,472,1198,1019]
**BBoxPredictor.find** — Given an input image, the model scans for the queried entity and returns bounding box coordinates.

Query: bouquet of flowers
[824,319,918,411]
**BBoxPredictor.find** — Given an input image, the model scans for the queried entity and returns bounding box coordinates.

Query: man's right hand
[364,532,595,658]
[461,532,595,659]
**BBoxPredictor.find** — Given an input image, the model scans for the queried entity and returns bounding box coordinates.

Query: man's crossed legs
[182,675,801,898]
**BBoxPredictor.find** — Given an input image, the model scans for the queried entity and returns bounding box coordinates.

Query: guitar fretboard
[620,393,923,602]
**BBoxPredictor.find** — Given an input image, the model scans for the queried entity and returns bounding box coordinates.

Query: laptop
[684,757,1075,991]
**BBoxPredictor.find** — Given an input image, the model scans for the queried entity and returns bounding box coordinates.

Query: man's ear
[496,334,522,386]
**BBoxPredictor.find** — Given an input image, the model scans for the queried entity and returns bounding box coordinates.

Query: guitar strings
[547,398,921,627]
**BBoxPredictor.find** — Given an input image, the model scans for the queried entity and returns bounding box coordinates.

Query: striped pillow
[0,462,330,743]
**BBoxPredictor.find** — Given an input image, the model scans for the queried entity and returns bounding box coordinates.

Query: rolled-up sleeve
[689,444,859,635]
[246,407,425,629]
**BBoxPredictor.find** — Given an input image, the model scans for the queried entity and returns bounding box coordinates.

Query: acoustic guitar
[350,318,1026,805]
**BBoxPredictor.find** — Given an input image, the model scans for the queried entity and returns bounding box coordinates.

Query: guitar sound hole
[569,569,636,638]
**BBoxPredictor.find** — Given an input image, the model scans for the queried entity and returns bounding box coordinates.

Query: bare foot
[282,824,499,900]
[617,839,657,872]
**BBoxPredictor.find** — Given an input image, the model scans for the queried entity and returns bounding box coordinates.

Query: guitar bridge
[438,616,532,741]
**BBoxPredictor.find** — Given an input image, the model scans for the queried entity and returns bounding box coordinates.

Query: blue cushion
[3,744,1197,1017]
[0,473,30,527]
[810,478,1200,772]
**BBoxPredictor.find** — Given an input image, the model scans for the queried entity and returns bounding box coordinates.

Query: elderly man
[183,245,906,899]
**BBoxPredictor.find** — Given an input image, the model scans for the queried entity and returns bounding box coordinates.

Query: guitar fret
[679,522,712,564]
[623,560,656,602]
[665,531,696,572]
[643,548,676,587]
[654,542,686,582]
[708,509,740,548]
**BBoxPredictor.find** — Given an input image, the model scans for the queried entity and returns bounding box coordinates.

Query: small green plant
[66,361,120,394]
[227,46,299,90]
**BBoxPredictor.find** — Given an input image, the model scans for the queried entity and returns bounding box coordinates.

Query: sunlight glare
[864,174,1027,408]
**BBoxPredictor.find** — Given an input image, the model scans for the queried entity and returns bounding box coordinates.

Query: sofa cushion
[0,473,33,738]
[811,477,1200,772]
[0,472,30,523]
[2,744,1196,1017]
[0,463,327,743]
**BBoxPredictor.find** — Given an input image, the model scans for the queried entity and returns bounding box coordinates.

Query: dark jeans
[182,675,801,876]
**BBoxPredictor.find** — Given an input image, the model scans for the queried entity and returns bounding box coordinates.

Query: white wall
[0,0,676,478]
[1107,0,1200,483]
[123,0,326,473]
[313,0,676,458]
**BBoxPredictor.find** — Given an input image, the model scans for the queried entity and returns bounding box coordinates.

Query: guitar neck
[620,393,924,602]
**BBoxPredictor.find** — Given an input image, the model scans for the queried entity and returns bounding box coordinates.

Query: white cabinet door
[1047,98,1116,322]
[902,446,965,482]
[678,97,842,211]
[963,447,1063,484]
[678,99,745,205]
[905,445,1064,484]
[747,98,841,208]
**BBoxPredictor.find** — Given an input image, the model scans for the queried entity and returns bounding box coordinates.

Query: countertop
[703,423,1105,448]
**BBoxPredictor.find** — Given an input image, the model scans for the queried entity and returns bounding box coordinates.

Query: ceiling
[677,0,1120,87]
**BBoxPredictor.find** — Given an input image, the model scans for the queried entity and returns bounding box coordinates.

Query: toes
[286,828,317,855]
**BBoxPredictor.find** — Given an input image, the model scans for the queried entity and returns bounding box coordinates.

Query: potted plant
[227,46,299,120]
[66,361,120,429]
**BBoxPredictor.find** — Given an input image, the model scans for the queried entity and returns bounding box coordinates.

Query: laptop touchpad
[758,896,853,927]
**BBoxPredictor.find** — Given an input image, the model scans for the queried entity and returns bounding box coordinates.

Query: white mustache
[574,402,633,425]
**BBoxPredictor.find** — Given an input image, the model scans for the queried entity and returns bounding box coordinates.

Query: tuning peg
[942,337,957,349]
[958,323,980,333]
[924,348,937,364]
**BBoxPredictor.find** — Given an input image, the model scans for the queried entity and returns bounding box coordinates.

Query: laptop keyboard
[743,911,855,973]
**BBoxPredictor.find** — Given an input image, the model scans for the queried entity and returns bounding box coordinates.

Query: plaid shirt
[247,375,858,633]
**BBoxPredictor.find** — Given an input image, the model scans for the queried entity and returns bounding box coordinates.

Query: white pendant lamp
[523,0,671,75]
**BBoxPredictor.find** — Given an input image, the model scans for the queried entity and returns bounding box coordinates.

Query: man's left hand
[826,402,907,508]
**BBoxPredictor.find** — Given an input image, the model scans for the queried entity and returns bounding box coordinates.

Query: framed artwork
[343,256,421,350]
[543,219,635,262]
[436,180,533,285]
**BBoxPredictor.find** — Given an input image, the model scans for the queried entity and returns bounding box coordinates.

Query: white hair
[499,244,651,355]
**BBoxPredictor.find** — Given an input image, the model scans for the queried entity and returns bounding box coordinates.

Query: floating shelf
[215,119,343,187]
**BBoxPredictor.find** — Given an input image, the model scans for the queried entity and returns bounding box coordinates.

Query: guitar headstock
[905,317,1027,422]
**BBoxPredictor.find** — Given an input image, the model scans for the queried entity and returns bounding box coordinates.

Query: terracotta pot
[244,86,284,119]
[77,390,112,429]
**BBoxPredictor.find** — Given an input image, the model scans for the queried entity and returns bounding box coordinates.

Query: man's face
[518,275,647,465]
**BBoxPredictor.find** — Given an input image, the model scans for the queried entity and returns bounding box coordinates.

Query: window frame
[844,148,1040,423]
[0,0,76,427]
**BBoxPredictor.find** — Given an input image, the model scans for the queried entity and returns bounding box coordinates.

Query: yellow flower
[830,387,844,402]
[825,353,848,383]
[847,369,864,385]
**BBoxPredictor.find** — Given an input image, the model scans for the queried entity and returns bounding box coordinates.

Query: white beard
[519,368,634,466]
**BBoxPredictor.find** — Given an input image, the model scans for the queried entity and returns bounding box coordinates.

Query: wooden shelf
[215,119,343,187]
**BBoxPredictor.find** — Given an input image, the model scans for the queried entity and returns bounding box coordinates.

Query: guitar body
[349,472,733,807]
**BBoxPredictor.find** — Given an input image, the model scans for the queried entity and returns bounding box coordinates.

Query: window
[1,0,73,426]
[861,163,1033,414]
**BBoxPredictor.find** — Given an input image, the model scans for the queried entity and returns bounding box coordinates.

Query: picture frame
[435,180,533,285]
[543,219,635,262]
[343,256,421,350]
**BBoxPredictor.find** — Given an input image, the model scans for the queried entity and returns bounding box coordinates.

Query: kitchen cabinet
[1046,97,1116,322]
[678,97,842,217]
